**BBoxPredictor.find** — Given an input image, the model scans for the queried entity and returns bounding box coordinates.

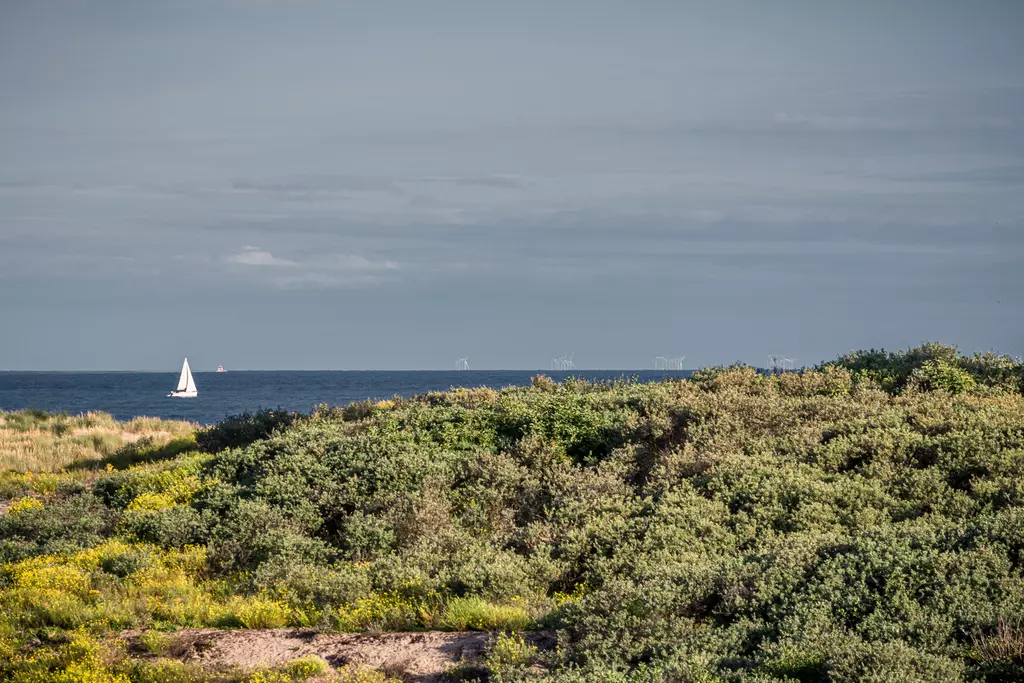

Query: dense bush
[195,409,300,453]
[825,343,1024,395]
[0,493,117,563]
[1,344,1023,681]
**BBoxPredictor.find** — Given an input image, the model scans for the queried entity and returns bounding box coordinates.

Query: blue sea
[0,371,691,425]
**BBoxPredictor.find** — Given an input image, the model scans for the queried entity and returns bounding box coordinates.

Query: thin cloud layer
[0,1,1021,369]
[220,246,400,289]
[224,246,296,267]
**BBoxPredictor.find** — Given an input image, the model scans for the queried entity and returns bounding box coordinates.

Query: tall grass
[0,410,195,473]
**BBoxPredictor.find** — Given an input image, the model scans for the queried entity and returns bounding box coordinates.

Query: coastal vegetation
[1,343,1023,682]
[0,410,194,474]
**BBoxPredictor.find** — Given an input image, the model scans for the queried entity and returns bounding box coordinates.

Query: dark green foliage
[252,559,373,608]
[118,506,208,548]
[100,545,153,578]
[205,498,335,573]
[0,493,117,562]
[195,408,300,453]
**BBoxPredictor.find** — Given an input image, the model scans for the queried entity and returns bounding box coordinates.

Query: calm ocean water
[0,370,691,425]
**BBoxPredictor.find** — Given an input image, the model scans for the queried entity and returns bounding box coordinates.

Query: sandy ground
[120,628,553,682]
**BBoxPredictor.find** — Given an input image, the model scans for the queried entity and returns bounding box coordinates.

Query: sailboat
[168,358,198,398]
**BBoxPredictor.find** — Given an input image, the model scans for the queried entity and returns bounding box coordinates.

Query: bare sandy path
[120,628,553,682]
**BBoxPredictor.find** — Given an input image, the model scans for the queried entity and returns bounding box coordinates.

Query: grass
[440,597,532,632]
[0,411,195,473]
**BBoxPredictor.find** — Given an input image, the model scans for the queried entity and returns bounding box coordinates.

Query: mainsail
[172,358,198,396]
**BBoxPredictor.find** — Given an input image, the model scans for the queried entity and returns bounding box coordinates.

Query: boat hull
[168,391,198,398]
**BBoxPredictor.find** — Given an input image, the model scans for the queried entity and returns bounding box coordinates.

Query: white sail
[184,360,197,393]
[170,358,198,397]
[176,358,191,391]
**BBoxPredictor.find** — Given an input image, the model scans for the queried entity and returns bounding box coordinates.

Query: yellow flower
[7,496,44,515]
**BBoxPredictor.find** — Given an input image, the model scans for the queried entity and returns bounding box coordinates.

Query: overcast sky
[1,0,1022,370]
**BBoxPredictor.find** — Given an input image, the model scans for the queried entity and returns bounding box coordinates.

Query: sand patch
[119,630,552,683]
[121,628,552,682]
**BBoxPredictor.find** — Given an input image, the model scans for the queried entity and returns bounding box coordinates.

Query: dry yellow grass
[0,410,196,473]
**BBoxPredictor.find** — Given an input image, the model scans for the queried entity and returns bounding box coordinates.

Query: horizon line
[0,367,709,374]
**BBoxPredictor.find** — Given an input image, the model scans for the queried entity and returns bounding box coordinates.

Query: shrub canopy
[2,344,1024,682]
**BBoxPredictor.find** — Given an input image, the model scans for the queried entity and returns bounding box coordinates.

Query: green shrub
[136,630,170,656]
[827,638,966,683]
[195,409,299,453]
[826,343,1023,395]
[0,492,117,563]
[278,656,330,679]
[99,546,151,578]
[118,505,208,548]
[486,632,539,683]
[253,560,372,610]
[909,359,977,394]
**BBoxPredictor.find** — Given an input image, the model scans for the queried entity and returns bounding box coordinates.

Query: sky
[1,0,1022,370]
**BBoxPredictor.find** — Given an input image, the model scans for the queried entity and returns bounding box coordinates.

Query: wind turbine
[455,357,469,371]
[782,357,798,371]
[566,353,576,370]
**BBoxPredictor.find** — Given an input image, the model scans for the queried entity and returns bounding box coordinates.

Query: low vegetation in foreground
[0,410,195,474]
[1,343,1023,682]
